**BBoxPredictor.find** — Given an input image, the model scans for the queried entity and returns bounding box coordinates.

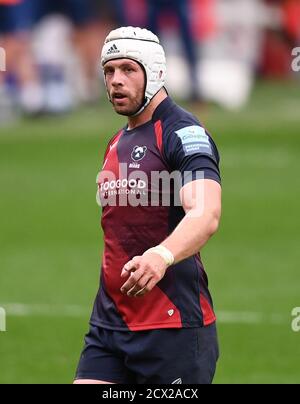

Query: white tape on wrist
[144,245,175,266]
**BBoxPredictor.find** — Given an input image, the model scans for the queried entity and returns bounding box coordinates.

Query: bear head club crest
[131,146,147,162]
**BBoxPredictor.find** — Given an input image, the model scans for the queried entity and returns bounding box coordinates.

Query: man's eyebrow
[120,62,138,68]
[106,61,138,69]
[104,65,114,71]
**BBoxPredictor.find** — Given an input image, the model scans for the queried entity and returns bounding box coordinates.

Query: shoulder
[152,98,221,184]
[107,128,124,148]
[158,100,200,133]
[158,102,220,164]
[159,101,210,146]
[103,128,124,159]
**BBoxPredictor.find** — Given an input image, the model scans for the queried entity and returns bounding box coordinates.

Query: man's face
[103,59,145,116]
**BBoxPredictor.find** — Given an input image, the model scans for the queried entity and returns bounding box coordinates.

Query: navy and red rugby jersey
[91,97,221,331]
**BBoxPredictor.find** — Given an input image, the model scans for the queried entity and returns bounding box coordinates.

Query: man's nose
[111,70,124,87]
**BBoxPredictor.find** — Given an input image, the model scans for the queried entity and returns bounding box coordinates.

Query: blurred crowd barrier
[0,0,299,122]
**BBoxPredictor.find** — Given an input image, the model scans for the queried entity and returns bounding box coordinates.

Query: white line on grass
[0,303,89,318]
[0,303,287,325]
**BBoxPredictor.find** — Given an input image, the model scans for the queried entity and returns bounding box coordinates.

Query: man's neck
[127,89,168,130]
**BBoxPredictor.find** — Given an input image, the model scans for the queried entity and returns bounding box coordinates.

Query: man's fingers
[120,267,145,294]
[120,255,165,297]
[127,274,152,297]
[135,279,157,297]
[121,257,141,278]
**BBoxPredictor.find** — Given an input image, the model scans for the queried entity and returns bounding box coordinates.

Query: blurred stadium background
[0,0,300,384]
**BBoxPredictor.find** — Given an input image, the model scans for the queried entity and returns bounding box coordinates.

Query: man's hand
[120,252,168,297]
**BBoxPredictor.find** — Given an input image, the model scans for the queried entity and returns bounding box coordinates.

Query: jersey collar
[152,97,176,122]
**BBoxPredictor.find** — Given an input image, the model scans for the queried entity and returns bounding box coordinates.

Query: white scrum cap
[101,26,167,114]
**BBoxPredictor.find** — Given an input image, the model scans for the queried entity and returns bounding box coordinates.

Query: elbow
[207,210,221,237]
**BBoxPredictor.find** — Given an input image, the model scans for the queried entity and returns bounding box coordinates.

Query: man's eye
[105,70,114,75]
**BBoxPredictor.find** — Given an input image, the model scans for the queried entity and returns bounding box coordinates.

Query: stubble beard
[112,93,144,117]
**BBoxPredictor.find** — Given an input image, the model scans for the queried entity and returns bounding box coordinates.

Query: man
[74,26,221,385]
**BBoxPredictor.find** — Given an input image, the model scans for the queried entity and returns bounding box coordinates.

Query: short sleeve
[163,124,221,186]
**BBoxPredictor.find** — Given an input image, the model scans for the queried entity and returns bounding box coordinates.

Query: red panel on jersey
[200,293,216,326]
[154,120,163,154]
[103,130,123,163]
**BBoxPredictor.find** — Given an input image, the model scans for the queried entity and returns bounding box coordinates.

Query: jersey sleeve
[163,122,221,186]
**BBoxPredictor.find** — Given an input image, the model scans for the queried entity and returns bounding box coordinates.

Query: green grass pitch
[0,81,300,383]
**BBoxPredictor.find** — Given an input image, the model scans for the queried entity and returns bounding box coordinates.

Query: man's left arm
[162,178,221,263]
[120,179,221,297]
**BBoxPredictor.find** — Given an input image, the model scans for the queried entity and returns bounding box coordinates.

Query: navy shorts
[75,323,219,384]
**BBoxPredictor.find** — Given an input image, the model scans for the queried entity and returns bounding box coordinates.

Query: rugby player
[74,26,222,385]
